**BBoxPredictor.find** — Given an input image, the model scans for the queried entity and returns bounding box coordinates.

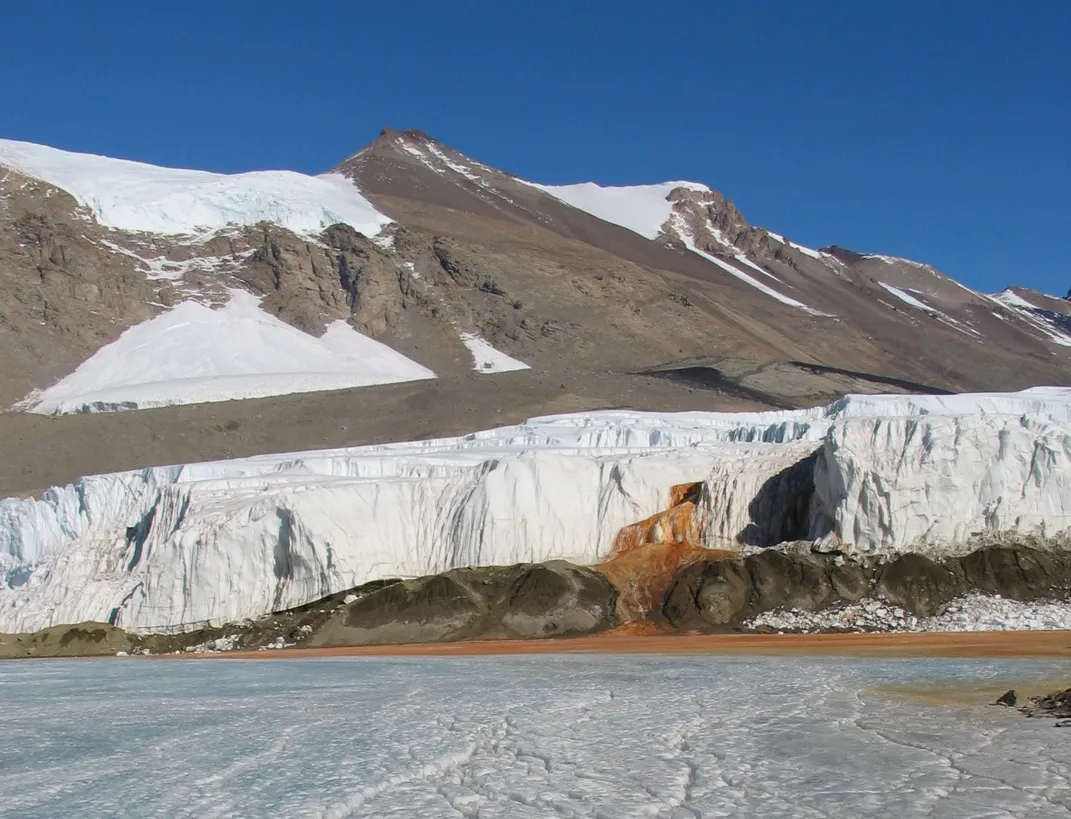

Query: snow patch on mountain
[864,253,932,269]
[458,332,530,373]
[20,290,435,414]
[877,283,981,339]
[990,290,1071,348]
[878,282,935,312]
[97,238,254,282]
[996,289,1040,310]
[423,142,482,182]
[524,179,709,240]
[764,230,826,260]
[0,138,390,238]
[672,216,826,315]
[2,388,1071,631]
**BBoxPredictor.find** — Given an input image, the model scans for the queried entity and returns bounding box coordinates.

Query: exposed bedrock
[0,622,134,659]
[0,561,618,658]
[309,560,617,647]
[661,544,1071,628]
[3,543,1071,657]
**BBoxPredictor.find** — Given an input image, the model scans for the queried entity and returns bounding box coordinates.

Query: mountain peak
[374,127,439,147]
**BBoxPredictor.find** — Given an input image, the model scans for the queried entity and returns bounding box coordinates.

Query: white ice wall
[2,388,1071,632]
[812,413,1071,552]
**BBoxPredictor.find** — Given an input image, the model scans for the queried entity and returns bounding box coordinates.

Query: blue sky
[2,1,1067,295]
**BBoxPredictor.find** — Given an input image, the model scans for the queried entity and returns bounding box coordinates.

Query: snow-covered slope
[0,138,390,237]
[991,288,1071,348]
[458,332,530,373]
[670,213,824,314]
[2,388,1070,632]
[522,175,832,314]
[524,180,710,240]
[22,290,436,414]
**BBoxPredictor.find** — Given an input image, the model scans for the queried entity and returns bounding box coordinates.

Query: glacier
[2,388,1071,633]
[0,138,390,238]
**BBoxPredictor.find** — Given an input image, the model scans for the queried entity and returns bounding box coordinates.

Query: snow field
[0,138,390,237]
[458,332,530,373]
[21,290,436,414]
[522,179,710,239]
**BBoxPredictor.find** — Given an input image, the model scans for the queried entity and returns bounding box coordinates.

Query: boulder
[745,549,837,613]
[0,622,133,659]
[1020,688,1071,720]
[878,554,965,616]
[309,561,616,647]
[661,559,751,628]
[958,545,1071,601]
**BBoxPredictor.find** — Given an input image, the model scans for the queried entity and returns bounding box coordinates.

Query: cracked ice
[2,655,1070,818]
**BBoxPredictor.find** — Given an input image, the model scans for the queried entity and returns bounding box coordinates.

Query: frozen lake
[1,655,1070,818]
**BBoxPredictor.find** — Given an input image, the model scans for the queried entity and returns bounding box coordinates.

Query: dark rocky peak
[380,127,434,142]
[336,128,474,173]
[669,187,750,240]
[666,186,789,259]
[368,128,443,157]
[820,245,868,265]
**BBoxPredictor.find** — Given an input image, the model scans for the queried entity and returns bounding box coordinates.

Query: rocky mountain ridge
[0,128,1069,443]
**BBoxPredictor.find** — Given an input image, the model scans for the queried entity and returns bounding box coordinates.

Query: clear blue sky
[2,1,1067,296]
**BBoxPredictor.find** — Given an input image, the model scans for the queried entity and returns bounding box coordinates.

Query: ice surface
[3,388,1071,632]
[0,138,390,237]
[458,332,530,373]
[812,410,1071,552]
[1,655,1070,818]
[524,179,710,239]
[21,290,436,414]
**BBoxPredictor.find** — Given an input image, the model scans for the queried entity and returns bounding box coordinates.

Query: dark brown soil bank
[662,543,1071,629]
[3,542,1069,660]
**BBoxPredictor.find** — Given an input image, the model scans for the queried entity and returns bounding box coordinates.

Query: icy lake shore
[2,655,1070,818]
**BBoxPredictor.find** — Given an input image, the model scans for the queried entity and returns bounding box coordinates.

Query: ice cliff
[2,388,1070,632]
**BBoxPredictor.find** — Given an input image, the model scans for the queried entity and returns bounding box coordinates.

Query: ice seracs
[2,388,1071,632]
[0,138,391,238]
[21,290,436,414]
